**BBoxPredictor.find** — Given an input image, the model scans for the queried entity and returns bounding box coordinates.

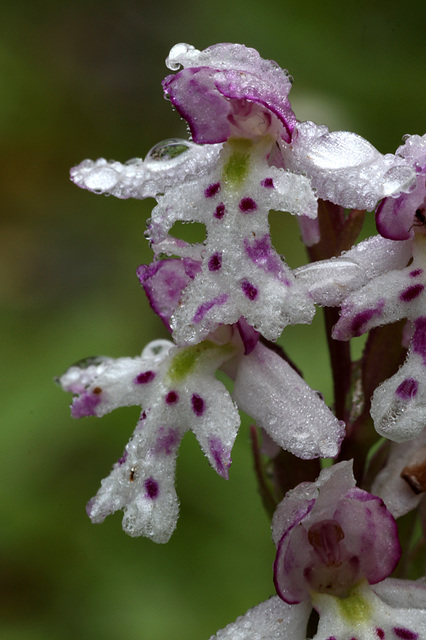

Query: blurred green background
[1,1,425,638]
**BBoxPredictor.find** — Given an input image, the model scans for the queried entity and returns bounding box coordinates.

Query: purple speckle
[399,284,424,302]
[413,316,426,366]
[165,390,179,404]
[244,234,282,278]
[241,280,258,301]
[239,197,257,213]
[192,293,228,323]
[350,300,385,336]
[134,370,156,384]
[118,450,128,465]
[208,437,230,479]
[71,391,101,418]
[208,252,222,271]
[396,377,418,400]
[376,629,385,640]
[191,393,205,416]
[214,203,226,219]
[261,177,274,188]
[204,182,221,198]
[154,427,180,455]
[144,477,159,500]
[410,269,423,278]
[393,628,418,640]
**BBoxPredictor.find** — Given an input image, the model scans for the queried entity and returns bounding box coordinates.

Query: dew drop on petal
[84,167,119,192]
[165,43,196,70]
[309,131,379,169]
[382,165,417,196]
[70,355,109,369]
[141,339,173,361]
[125,157,143,165]
[145,139,191,168]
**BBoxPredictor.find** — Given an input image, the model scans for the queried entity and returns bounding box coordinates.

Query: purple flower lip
[163,43,297,144]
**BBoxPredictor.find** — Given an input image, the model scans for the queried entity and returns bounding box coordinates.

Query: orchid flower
[333,251,426,444]
[329,136,426,444]
[139,256,344,461]
[59,337,240,543]
[69,43,415,346]
[58,257,344,542]
[210,462,426,640]
[59,40,426,638]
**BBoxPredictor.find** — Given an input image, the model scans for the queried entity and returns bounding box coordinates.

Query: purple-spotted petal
[314,580,426,640]
[87,409,182,543]
[58,347,172,419]
[149,146,317,345]
[59,337,240,540]
[371,345,426,442]
[332,256,426,342]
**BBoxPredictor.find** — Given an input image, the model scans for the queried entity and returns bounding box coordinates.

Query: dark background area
[1,1,425,638]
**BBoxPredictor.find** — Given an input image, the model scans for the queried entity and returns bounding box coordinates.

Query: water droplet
[165,43,195,71]
[84,166,119,192]
[382,165,416,196]
[310,131,378,169]
[71,356,110,369]
[145,139,191,165]
[166,60,181,71]
[125,157,142,165]
[141,339,173,362]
